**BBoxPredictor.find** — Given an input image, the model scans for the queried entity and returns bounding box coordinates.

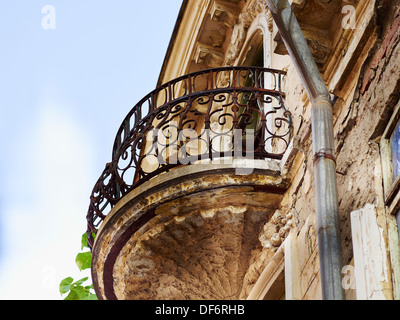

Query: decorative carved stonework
[224,0,269,66]
[210,0,240,29]
[225,21,247,66]
[190,0,273,69]
[291,0,306,9]
[306,38,330,64]
[194,43,225,68]
[209,27,226,48]
[259,210,295,249]
[272,0,340,69]
[267,10,274,33]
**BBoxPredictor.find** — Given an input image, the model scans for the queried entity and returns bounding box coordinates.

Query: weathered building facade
[87,0,400,300]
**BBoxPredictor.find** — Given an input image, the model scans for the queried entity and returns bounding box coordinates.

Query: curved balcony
[86,66,292,249]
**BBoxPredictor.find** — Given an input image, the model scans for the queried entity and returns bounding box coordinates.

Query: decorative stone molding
[194,43,225,68]
[210,0,240,29]
[224,0,269,66]
[259,210,295,249]
[209,27,226,48]
[225,22,247,66]
[273,0,342,68]
[306,36,331,65]
[290,0,306,9]
[266,10,274,33]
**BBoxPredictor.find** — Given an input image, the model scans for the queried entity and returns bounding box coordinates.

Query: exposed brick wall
[361,6,400,95]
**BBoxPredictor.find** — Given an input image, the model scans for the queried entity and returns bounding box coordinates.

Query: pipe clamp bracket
[313,151,336,165]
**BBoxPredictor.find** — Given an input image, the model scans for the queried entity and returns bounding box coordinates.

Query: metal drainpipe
[265,0,344,300]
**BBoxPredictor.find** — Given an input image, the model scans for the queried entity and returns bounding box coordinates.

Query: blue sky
[0,0,182,299]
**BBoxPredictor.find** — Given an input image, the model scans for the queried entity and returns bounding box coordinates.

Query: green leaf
[84,284,94,290]
[80,292,98,300]
[64,289,80,300]
[75,251,92,271]
[64,285,87,300]
[73,277,89,286]
[88,293,98,300]
[61,276,98,300]
[59,277,74,295]
[81,232,89,250]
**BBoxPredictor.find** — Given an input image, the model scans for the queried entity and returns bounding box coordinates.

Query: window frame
[380,101,400,300]
[381,102,400,213]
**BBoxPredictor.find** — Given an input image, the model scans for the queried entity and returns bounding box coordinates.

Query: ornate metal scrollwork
[86,66,292,249]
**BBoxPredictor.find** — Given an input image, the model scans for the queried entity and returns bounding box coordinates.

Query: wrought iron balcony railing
[86,66,292,248]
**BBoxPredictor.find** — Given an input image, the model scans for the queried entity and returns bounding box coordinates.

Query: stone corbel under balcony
[194,43,225,68]
[210,0,240,29]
